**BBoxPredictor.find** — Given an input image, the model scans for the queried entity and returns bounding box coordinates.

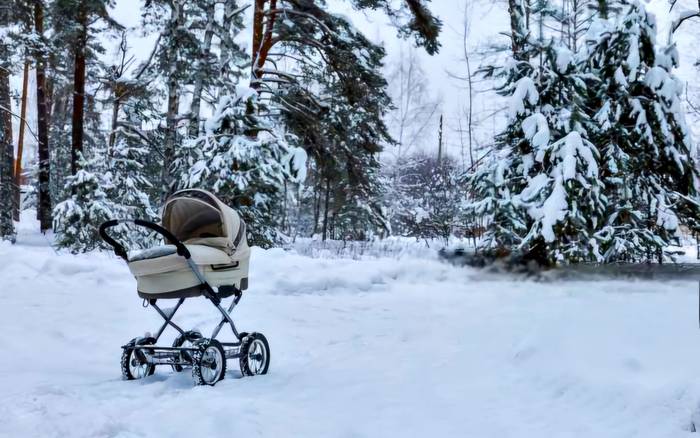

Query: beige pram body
[126,189,250,299]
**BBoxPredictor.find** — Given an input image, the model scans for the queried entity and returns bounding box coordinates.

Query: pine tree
[34,0,53,232]
[50,0,121,177]
[0,4,16,241]
[586,1,700,262]
[266,11,394,240]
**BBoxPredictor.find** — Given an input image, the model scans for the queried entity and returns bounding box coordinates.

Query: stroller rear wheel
[192,339,227,385]
[239,332,270,376]
[121,338,156,380]
[172,330,202,372]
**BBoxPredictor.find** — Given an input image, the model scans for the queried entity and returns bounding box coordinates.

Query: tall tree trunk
[108,86,121,154]
[13,60,30,221]
[322,176,330,241]
[250,0,277,91]
[250,0,265,90]
[189,0,216,137]
[0,56,15,240]
[162,77,179,200]
[312,180,321,236]
[35,0,52,232]
[70,1,88,176]
[437,114,443,164]
[508,0,528,61]
[461,2,474,170]
[161,0,183,201]
[597,0,608,19]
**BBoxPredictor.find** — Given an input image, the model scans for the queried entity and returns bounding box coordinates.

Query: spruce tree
[174,87,306,247]
[108,132,158,247]
[586,1,700,262]
[468,37,605,264]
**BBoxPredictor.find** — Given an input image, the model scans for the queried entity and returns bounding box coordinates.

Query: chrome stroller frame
[100,219,270,386]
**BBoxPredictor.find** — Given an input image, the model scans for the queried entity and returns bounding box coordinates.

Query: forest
[1,0,700,267]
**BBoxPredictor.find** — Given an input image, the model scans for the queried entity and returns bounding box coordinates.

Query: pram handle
[99,219,192,261]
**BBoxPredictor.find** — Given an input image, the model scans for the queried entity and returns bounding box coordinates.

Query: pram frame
[99,219,246,368]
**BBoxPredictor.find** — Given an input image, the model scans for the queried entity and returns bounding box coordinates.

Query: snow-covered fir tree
[469,28,605,264]
[468,0,700,265]
[389,153,465,242]
[53,152,118,253]
[585,1,700,262]
[107,132,158,247]
[174,86,306,247]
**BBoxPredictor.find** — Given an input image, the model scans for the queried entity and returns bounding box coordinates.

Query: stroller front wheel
[121,338,156,380]
[192,339,227,386]
[239,332,270,377]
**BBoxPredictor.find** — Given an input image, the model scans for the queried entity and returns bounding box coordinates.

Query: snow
[3,216,700,437]
[626,32,641,81]
[554,46,573,73]
[522,113,550,150]
[508,77,539,119]
[614,67,629,87]
[539,176,568,242]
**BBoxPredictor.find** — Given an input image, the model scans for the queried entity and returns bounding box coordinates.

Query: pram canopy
[162,189,246,252]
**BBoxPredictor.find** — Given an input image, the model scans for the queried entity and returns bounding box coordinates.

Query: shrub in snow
[53,153,118,253]
[387,153,465,242]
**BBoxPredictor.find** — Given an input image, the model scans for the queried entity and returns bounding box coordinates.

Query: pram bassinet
[126,189,250,299]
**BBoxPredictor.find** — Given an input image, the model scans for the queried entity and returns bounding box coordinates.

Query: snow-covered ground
[2,224,700,437]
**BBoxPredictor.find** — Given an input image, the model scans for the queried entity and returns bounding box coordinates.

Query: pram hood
[162,189,246,254]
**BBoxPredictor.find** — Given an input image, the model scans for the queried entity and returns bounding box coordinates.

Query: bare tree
[447,0,476,170]
[386,44,441,159]
[558,0,594,51]
[670,0,700,34]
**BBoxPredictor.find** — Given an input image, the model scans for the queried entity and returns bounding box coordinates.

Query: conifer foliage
[175,87,306,247]
[586,3,700,261]
[468,0,700,264]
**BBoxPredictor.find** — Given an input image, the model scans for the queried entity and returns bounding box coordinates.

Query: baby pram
[99,189,270,386]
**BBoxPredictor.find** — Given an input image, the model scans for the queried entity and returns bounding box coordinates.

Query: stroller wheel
[192,339,227,386]
[172,330,202,372]
[239,333,270,377]
[121,338,156,380]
